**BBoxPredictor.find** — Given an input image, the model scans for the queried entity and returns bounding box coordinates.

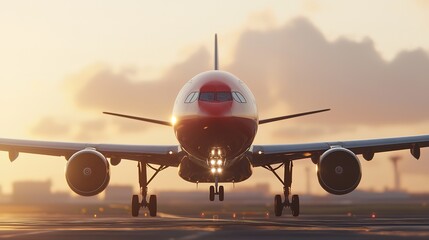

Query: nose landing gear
[209,176,224,201]
[208,147,225,202]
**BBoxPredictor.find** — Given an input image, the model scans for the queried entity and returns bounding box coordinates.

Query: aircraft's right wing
[250,134,429,166]
[0,138,182,167]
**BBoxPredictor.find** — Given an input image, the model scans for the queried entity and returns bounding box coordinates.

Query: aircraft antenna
[214,34,219,70]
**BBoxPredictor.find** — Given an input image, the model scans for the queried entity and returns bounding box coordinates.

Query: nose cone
[198,80,232,116]
[199,101,232,116]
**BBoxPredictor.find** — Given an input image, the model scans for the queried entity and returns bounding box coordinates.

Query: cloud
[34,17,429,140]
[66,48,211,119]
[415,0,429,8]
[229,18,429,126]
[32,47,211,136]
[271,125,356,141]
[30,117,109,141]
[72,119,108,141]
[31,117,71,138]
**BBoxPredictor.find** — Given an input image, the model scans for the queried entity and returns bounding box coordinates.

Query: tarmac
[0,212,428,240]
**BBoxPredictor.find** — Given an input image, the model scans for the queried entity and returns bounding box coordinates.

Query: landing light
[171,116,177,126]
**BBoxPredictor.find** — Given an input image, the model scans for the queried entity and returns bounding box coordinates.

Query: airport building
[104,185,134,203]
[12,180,71,204]
[13,180,51,203]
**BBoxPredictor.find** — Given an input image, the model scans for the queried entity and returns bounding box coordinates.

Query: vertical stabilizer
[214,34,219,70]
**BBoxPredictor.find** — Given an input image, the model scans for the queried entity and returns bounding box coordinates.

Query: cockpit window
[232,92,247,103]
[199,92,216,102]
[197,91,246,103]
[216,92,233,102]
[185,92,199,103]
[199,92,232,102]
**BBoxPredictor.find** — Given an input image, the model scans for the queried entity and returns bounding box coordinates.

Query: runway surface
[0,212,428,240]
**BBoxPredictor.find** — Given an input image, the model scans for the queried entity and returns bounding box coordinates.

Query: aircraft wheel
[209,186,215,201]
[219,186,224,201]
[131,194,140,217]
[274,194,283,217]
[291,194,300,217]
[148,195,157,217]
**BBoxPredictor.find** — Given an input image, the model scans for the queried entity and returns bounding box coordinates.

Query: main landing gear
[209,176,224,201]
[132,161,168,217]
[264,160,300,217]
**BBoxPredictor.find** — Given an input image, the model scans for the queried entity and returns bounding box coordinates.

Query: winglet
[214,34,219,70]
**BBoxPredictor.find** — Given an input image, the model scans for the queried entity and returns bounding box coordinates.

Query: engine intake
[317,147,361,195]
[65,149,110,196]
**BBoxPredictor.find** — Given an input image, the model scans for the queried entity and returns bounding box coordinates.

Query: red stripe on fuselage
[174,116,257,161]
[198,80,232,116]
[200,80,231,92]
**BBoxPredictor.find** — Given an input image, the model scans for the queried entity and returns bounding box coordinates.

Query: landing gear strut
[264,160,300,217]
[131,161,167,217]
[209,176,224,201]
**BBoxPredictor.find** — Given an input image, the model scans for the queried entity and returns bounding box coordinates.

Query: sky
[1,0,429,196]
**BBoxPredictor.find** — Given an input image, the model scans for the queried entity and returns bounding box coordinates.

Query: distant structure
[0,186,10,203]
[390,155,402,191]
[12,180,71,204]
[13,180,52,203]
[104,185,133,203]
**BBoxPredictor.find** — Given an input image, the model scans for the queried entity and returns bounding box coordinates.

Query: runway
[0,213,428,240]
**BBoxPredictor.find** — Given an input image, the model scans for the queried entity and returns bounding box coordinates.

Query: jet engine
[65,149,110,196]
[317,147,361,195]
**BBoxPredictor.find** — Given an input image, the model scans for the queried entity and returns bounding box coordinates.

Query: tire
[274,194,283,217]
[291,194,300,217]
[209,186,215,201]
[219,186,224,201]
[148,195,157,217]
[131,195,140,217]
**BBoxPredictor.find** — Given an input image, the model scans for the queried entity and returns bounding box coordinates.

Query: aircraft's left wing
[0,138,182,167]
[250,134,429,166]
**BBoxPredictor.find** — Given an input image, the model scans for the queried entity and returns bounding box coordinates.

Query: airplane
[1,35,429,217]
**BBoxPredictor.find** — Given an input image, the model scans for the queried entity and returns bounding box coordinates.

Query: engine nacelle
[317,147,361,195]
[65,149,110,196]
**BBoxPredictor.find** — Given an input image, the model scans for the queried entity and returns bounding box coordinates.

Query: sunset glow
[1,1,429,196]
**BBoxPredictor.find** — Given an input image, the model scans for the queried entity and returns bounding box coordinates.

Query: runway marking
[176,231,214,240]
[0,230,51,239]
[158,212,184,219]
